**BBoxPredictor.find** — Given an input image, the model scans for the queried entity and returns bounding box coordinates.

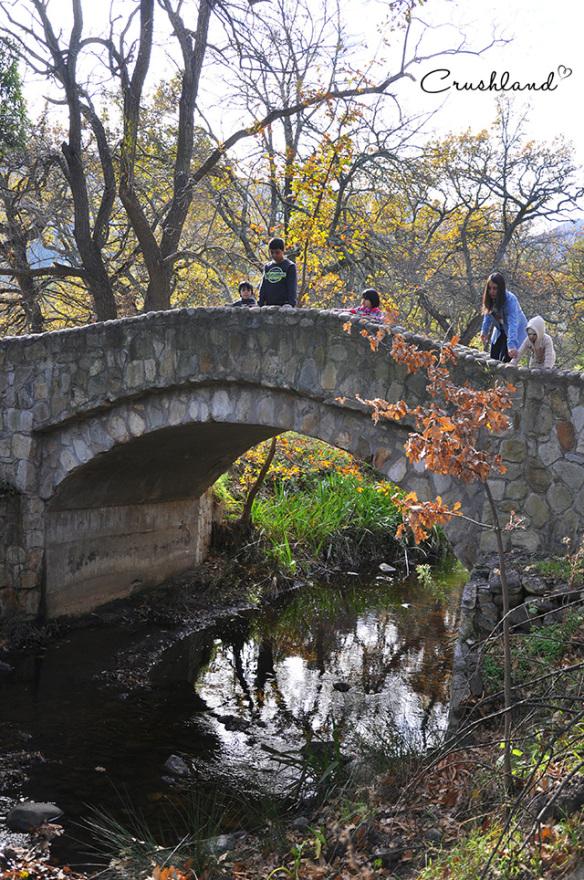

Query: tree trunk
[459,313,484,347]
[65,153,118,320]
[2,194,44,333]
[144,261,174,313]
[239,437,278,529]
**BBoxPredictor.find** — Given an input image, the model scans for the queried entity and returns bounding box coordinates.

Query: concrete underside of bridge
[45,495,213,617]
[43,422,274,617]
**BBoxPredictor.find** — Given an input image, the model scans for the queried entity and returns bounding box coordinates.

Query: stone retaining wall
[448,551,582,733]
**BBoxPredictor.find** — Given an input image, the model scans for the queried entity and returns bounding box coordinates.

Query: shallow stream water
[0,566,466,869]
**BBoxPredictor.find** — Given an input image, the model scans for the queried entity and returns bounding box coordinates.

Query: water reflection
[192,574,463,796]
[0,568,465,860]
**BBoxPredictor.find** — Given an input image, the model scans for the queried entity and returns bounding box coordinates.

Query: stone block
[526,460,552,492]
[543,607,566,626]
[525,381,545,401]
[487,479,506,501]
[372,447,391,469]
[108,415,130,443]
[297,358,319,390]
[6,802,63,832]
[88,358,104,379]
[126,360,145,388]
[525,401,552,435]
[549,390,571,419]
[505,480,528,501]
[59,447,79,473]
[321,363,337,390]
[20,570,39,590]
[552,510,581,547]
[526,596,558,618]
[159,350,177,381]
[11,433,32,459]
[476,612,498,634]
[432,472,453,494]
[501,462,524,480]
[556,420,576,452]
[522,575,549,596]
[508,603,531,632]
[524,494,550,529]
[128,412,146,436]
[144,358,157,382]
[552,460,584,491]
[72,436,92,463]
[537,439,562,467]
[489,567,522,592]
[257,396,276,426]
[509,529,541,553]
[500,439,526,462]
[169,398,188,425]
[547,482,573,514]
[572,404,584,433]
[300,410,319,435]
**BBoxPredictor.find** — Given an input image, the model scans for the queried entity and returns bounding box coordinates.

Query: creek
[0,566,466,870]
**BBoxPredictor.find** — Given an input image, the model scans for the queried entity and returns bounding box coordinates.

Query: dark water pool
[0,567,465,868]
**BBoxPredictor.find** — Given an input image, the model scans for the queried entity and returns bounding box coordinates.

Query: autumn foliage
[346,324,517,543]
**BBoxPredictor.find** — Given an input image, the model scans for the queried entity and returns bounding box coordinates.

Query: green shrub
[251,473,402,567]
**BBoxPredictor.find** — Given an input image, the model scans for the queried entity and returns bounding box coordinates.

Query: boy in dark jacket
[258,238,297,307]
[229,281,257,307]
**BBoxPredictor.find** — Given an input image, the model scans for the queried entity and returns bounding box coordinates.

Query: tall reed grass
[251,473,402,569]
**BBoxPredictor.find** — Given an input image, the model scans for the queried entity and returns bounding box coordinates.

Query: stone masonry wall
[1,307,583,619]
[448,551,582,733]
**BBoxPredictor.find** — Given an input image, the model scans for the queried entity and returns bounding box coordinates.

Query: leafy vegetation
[0,0,582,365]
[252,473,402,571]
[534,549,584,588]
[214,433,422,573]
[482,609,584,691]
[417,815,584,880]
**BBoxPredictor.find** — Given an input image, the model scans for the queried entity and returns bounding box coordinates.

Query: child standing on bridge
[229,281,257,307]
[349,288,384,321]
[258,238,297,308]
[511,315,556,368]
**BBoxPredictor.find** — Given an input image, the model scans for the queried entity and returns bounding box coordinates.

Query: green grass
[251,472,402,569]
[82,786,234,879]
[416,816,584,880]
[533,558,572,580]
[483,610,584,691]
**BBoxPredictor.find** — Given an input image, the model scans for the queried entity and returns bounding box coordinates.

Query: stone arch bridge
[1,308,583,619]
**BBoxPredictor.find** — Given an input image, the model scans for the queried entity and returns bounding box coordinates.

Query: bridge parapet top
[0,307,582,390]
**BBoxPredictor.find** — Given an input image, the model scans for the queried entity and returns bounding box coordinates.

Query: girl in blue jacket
[480,272,527,362]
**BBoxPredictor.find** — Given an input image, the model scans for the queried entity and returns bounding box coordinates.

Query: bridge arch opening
[41,383,480,617]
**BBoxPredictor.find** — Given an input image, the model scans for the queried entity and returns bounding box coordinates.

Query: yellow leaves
[437,415,456,432]
[231,433,363,495]
[342,321,352,334]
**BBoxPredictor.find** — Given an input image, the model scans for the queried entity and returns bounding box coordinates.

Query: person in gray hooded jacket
[511,315,556,368]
